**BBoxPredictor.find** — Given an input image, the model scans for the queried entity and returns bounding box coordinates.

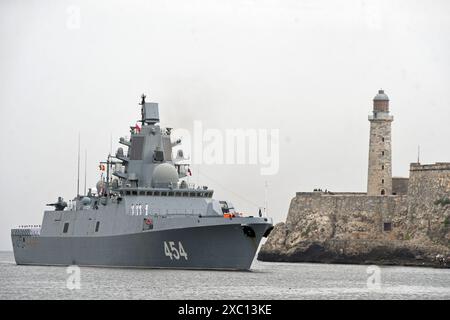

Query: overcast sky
[1,0,449,250]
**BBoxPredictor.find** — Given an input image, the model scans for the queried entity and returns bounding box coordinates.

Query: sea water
[1,251,449,300]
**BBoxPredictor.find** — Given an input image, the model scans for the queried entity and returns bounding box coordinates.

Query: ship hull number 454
[164,241,188,260]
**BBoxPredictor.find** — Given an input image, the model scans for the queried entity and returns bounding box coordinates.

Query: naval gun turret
[46,197,67,211]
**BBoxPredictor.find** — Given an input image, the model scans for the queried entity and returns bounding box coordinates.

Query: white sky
[1,0,449,250]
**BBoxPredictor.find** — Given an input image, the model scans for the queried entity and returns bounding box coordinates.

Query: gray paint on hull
[12,223,270,270]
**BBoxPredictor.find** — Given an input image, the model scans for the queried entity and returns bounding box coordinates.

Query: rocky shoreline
[258,224,450,268]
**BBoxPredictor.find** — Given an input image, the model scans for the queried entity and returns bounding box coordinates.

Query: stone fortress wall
[407,163,450,244]
[259,163,450,267]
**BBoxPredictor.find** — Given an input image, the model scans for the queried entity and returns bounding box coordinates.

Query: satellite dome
[152,163,179,188]
[81,197,91,206]
[373,89,389,101]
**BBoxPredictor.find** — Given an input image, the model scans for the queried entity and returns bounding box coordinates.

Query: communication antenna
[84,149,87,196]
[264,180,268,217]
[77,133,80,197]
[417,145,421,164]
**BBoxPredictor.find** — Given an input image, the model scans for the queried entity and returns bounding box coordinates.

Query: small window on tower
[382,137,385,142]
[382,179,385,184]
[381,165,384,170]
[381,189,385,195]
[383,222,392,231]
[95,221,100,232]
[382,151,385,156]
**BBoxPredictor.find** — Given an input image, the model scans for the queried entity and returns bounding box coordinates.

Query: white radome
[151,163,179,188]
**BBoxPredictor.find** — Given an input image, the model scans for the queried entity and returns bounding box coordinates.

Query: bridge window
[146,191,153,196]
[95,221,100,232]
[161,191,167,196]
[139,191,145,196]
[154,191,160,196]
[182,192,189,197]
[132,191,137,196]
[175,192,182,197]
[63,222,69,233]
[168,191,174,196]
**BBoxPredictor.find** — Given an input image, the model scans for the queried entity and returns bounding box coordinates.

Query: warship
[11,95,273,270]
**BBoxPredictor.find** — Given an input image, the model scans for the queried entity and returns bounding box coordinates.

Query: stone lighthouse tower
[367,89,393,196]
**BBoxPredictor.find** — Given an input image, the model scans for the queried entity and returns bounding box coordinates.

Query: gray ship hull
[12,222,271,270]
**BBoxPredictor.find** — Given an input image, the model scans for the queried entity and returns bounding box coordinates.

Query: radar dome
[152,163,179,188]
[81,197,91,206]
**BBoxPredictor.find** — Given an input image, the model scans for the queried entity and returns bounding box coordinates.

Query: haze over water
[1,252,449,300]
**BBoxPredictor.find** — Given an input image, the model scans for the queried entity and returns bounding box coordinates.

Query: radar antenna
[140,93,146,105]
[140,93,147,124]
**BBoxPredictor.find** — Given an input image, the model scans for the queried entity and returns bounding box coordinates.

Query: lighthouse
[367,89,393,196]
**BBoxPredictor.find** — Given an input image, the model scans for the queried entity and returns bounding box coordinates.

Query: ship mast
[77,133,81,197]
[84,149,87,196]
